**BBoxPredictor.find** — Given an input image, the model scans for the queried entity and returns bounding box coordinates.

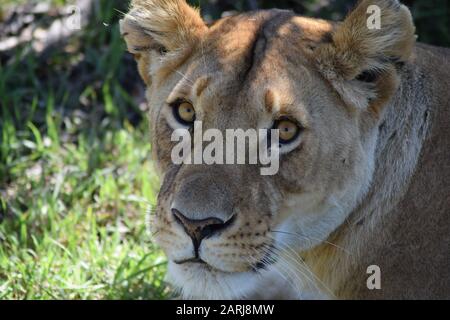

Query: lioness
[120,0,450,299]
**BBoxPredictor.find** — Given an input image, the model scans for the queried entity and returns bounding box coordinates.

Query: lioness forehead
[200,10,334,78]
[171,10,336,125]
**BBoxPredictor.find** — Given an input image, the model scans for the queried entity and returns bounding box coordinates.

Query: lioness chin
[120,0,450,299]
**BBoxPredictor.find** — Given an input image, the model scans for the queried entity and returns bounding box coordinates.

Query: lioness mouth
[173,258,227,274]
[174,257,206,265]
[174,255,274,274]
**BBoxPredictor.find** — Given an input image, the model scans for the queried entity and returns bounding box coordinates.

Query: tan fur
[315,0,416,114]
[120,0,450,299]
[306,43,450,299]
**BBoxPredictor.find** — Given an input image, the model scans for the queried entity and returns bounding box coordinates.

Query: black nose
[172,209,233,248]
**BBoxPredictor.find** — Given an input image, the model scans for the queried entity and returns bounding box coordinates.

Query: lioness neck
[304,43,450,299]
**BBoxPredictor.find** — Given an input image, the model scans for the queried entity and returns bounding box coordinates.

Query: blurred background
[0,0,449,299]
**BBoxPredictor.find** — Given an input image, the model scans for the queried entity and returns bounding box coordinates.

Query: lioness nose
[172,208,233,245]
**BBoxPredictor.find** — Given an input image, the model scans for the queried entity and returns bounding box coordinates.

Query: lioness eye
[174,101,195,125]
[274,119,300,143]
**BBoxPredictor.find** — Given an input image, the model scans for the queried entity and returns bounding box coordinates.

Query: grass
[0,0,168,299]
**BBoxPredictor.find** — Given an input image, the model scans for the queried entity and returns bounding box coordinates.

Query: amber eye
[274,118,301,143]
[173,101,195,125]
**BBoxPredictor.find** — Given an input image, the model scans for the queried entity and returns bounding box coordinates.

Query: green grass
[0,119,167,299]
[0,0,168,299]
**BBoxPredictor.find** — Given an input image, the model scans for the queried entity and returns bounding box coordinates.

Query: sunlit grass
[0,117,167,299]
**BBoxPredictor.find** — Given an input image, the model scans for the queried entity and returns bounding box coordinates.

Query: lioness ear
[119,0,207,85]
[315,0,416,113]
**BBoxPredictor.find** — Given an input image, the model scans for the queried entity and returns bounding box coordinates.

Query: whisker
[248,247,302,299]
[175,70,194,86]
[263,240,317,296]
[268,234,336,298]
[150,229,160,237]
[272,230,352,256]
[259,243,307,297]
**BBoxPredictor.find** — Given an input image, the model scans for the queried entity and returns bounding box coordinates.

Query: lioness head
[121,0,415,299]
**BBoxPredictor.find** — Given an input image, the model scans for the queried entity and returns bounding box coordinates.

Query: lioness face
[121,0,415,299]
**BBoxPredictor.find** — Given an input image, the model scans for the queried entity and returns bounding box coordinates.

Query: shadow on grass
[0,0,146,207]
